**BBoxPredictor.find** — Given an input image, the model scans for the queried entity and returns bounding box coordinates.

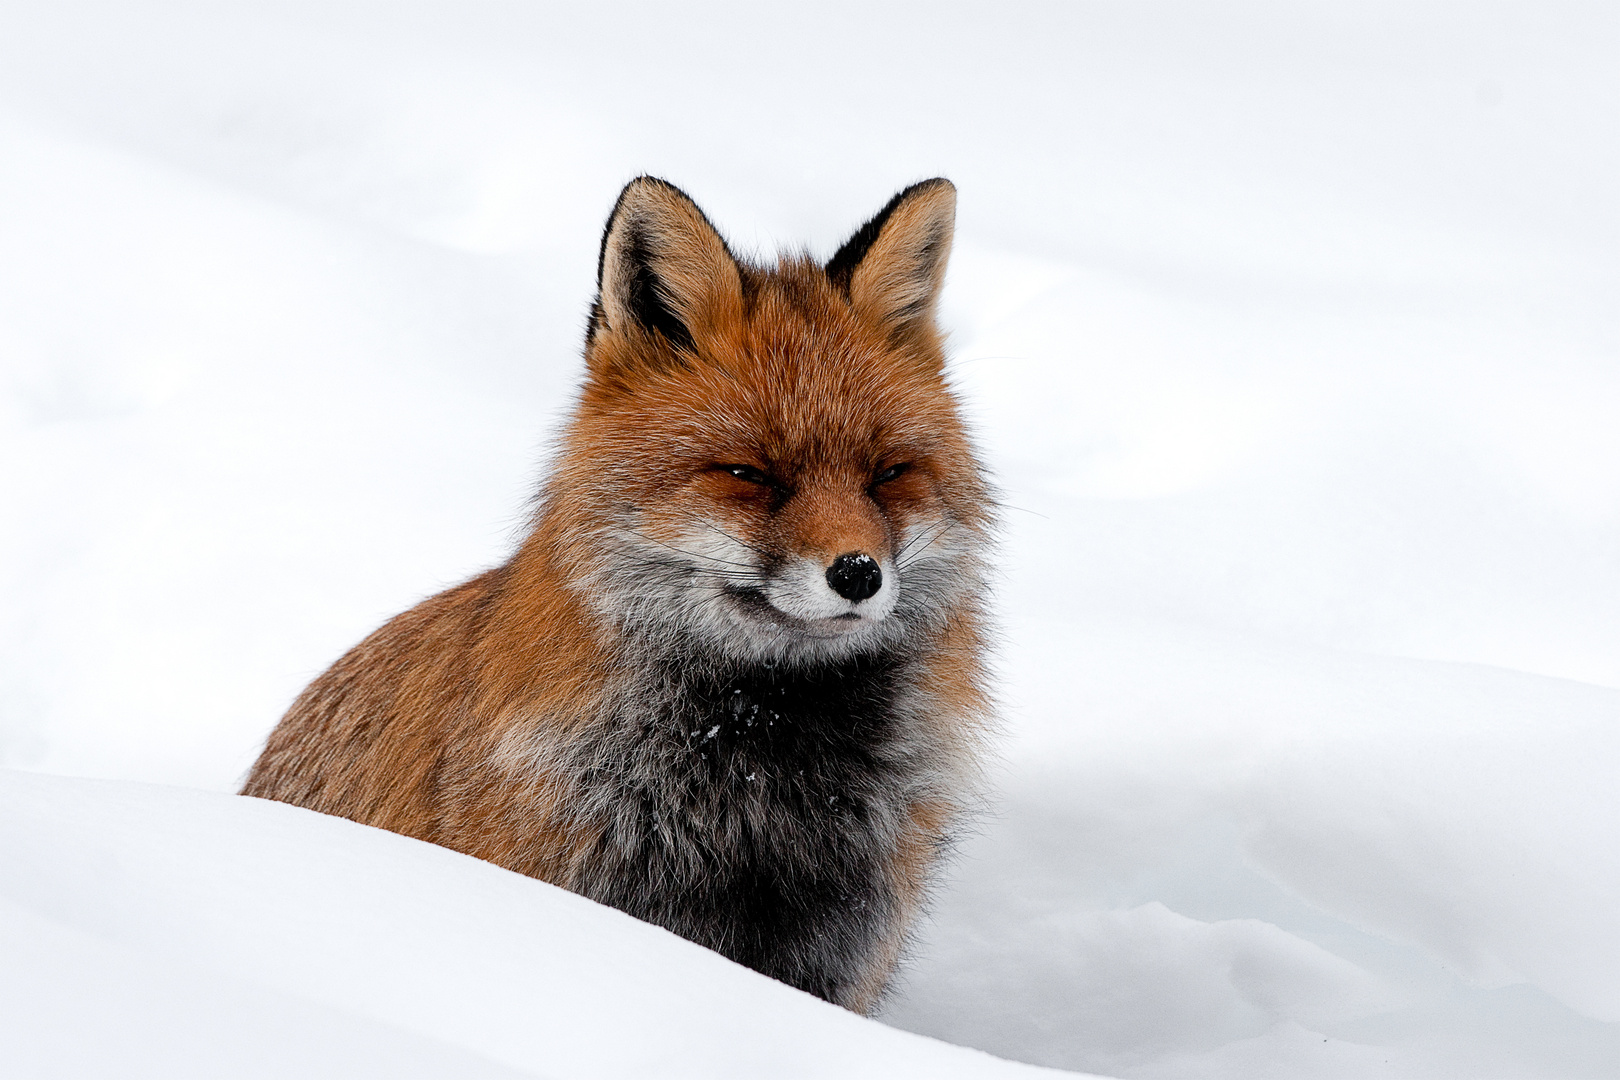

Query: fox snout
[749,484,904,628]
[758,546,898,628]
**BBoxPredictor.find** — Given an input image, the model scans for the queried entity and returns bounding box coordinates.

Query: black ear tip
[901,177,955,202]
[615,175,698,208]
[603,177,694,235]
[621,174,678,194]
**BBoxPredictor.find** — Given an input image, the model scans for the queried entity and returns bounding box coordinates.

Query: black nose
[826,553,883,602]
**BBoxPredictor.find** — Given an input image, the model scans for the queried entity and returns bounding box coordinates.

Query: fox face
[545,178,991,666]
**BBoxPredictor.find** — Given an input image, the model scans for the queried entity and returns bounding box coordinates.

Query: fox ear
[591,177,742,360]
[825,178,956,348]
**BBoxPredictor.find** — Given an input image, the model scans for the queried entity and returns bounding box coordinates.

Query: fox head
[538,177,992,666]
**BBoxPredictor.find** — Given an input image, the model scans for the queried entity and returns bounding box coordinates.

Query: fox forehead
[584,286,961,473]
[623,381,954,477]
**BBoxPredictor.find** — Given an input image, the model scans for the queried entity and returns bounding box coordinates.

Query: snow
[0,769,1062,1079]
[1,2,1616,1077]
[887,621,1620,1075]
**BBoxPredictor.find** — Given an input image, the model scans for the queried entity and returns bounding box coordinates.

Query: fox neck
[566,645,930,1007]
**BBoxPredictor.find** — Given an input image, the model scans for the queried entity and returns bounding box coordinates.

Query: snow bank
[886,615,1620,1076]
[0,769,1067,1079]
[1,2,1615,1077]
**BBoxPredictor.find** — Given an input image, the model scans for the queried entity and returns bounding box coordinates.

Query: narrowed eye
[718,464,774,487]
[872,463,911,485]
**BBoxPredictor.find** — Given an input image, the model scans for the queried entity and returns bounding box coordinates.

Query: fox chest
[570,656,923,998]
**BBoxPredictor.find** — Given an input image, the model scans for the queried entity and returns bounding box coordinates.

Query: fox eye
[719,464,774,487]
[872,463,911,485]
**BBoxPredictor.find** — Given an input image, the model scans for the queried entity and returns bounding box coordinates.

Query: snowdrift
[0,769,1066,1079]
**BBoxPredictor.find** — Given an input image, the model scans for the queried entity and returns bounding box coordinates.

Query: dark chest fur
[570,650,928,1002]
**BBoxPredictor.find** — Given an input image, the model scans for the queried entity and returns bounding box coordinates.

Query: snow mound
[0,769,1070,1079]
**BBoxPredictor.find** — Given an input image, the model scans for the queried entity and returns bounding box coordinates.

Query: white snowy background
[1,2,1616,1077]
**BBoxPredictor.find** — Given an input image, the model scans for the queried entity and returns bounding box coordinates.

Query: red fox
[243,177,994,1013]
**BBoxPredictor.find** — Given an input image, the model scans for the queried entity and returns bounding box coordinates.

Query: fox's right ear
[825,178,956,351]
[588,177,742,369]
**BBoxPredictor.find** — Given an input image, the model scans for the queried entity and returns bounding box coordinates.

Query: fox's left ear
[825,178,956,350]
[591,176,743,364]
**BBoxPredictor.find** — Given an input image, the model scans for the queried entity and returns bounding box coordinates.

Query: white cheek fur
[586,511,980,665]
